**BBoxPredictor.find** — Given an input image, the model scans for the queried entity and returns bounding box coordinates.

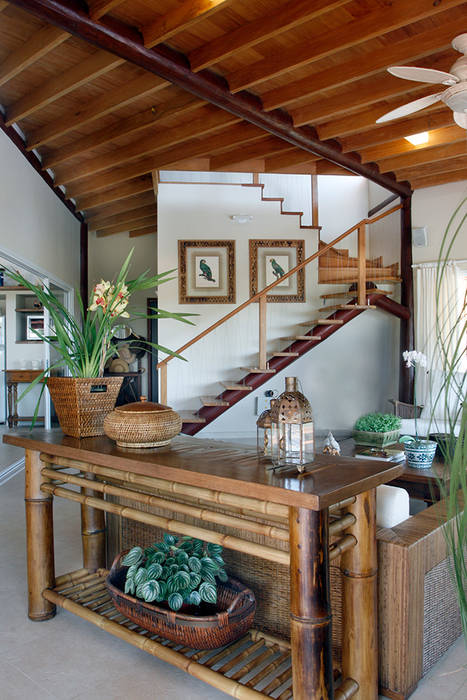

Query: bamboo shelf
[44,569,357,700]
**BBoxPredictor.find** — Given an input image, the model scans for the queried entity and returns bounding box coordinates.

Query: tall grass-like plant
[432,196,467,640]
[6,249,195,418]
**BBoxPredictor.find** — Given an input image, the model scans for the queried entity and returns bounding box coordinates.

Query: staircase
[156,187,405,436]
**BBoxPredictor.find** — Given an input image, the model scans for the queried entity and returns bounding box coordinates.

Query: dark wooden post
[80,221,88,308]
[340,489,378,700]
[80,473,106,571]
[24,449,56,620]
[399,195,414,403]
[289,506,333,700]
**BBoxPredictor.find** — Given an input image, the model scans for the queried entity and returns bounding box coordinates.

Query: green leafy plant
[354,412,401,432]
[5,249,196,422]
[122,534,228,612]
[432,196,467,640]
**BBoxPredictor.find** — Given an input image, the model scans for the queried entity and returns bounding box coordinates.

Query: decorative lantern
[270,377,314,470]
[256,400,276,459]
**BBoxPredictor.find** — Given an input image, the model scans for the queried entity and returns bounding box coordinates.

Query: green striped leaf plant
[122,534,228,612]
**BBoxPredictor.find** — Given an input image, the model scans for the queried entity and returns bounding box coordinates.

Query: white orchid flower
[402,350,427,368]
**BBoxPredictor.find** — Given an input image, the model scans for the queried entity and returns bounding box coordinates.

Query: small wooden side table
[4,369,45,428]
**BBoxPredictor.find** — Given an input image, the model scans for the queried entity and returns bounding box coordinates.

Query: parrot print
[199,259,216,283]
[270,258,285,280]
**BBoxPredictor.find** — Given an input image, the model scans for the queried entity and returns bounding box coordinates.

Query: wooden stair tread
[271,351,299,357]
[282,335,322,341]
[317,304,376,311]
[200,396,229,407]
[321,276,402,284]
[221,382,252,391]
[319,290,392,298]
[300,319,344,326]
[241,367,276,374]
[178,411,206,424]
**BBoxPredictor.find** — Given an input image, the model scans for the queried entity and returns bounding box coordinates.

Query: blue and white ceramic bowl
[400,437,437,469]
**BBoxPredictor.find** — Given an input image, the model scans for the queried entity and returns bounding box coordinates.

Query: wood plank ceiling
[0,0,466,237]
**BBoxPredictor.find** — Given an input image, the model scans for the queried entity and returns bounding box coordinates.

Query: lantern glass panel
[273,421,314,467]
[257,423,275,457]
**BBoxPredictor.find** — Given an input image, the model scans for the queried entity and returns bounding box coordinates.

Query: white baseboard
[0,457,25,486]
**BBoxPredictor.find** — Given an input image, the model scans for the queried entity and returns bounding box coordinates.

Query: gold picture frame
[178,240,236,304]
[249,239,305,302]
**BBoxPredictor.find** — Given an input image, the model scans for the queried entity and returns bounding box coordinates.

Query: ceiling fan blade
[388,66,458,85]
[376,92,444,124]
[453,111,467,129]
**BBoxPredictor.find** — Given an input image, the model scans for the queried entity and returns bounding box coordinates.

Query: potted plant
[399,351,437,469]
[106,533,256,649]
[353,412,401,446]
[6,250,195,437]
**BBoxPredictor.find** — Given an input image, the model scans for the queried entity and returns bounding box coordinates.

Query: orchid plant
[6,249,196,418]
[402,349,427,442]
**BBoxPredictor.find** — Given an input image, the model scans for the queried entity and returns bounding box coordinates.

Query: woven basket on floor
[106,552,256,649]
[47,376,123,438]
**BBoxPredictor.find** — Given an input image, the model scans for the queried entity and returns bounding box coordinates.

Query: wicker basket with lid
[104,396,182,448]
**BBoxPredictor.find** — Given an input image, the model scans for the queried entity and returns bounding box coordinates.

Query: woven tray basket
[47,376,123,438]
[106,552,256,649]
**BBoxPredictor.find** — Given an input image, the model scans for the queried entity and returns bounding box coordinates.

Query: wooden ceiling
[0,0,466,237]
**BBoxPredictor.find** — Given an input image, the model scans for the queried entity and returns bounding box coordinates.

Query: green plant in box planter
[353,412,401,447]
[122,534,228,611]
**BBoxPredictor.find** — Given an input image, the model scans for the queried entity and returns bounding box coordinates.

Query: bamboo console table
[4,431,404,700]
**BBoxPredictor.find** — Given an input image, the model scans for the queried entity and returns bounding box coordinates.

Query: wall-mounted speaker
[413,226,427,247]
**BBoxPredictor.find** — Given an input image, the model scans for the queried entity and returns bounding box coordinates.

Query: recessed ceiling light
[404,131,429,146]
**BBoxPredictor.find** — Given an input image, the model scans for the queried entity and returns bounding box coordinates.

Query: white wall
[0,130,81,421]
[157,180,399,438]
[412,180,467,263]
[0,130,80,288]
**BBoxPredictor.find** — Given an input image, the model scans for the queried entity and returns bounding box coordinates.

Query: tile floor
[0,470,466,699]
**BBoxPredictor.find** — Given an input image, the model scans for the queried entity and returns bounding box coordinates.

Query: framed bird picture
[249,239,305,302]
[178,240,236,304]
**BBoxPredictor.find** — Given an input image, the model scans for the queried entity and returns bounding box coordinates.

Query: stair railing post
[358,222,367,306]
[160,363,167,406]
[259,293,267,370]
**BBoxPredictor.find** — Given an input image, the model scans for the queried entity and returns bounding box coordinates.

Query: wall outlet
[256,396,271,415]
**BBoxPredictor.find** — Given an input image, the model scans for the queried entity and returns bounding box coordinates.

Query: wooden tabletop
[4,430,404,511]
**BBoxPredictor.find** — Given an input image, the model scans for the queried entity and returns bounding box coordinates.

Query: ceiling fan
[376,33,467,129]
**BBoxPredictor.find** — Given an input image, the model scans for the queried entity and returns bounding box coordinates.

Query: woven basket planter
[106,552,256,649]
[47,376,123,438]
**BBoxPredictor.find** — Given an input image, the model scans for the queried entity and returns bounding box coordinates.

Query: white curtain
[414,262,464,419]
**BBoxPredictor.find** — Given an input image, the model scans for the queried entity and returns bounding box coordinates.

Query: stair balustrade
[157,204,402,410]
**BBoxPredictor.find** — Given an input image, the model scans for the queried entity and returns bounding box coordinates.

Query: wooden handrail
[157,203,402,369]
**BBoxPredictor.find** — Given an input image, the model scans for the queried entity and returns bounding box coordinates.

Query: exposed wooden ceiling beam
[411,169,467,190]
[8,0,410,196]
[315,91,437,140]
[340,109,454,152]
[54,105,240,185]
[87,0,125,20]
[75,175,154,211]
[96,214,156,237]
[316,161,357,175]
[291,62,452,127]
[87,204,157,230]
[66,123,263,198]
[129,226,156,238]
[395,154,467,181]
[210,135,297,170]
[226,0,466,93]
[189,0,349,72]
[0,24,68,87]
[83,190,156,220]
[378,141,467,173]
[0,1,9,10]
[5,49,123,125]
[264,148,316,173]
[27,72,167,149]
[44,90,202,168]
[359,125,466,164]
[260,18,462,111]
[143,0,234,48]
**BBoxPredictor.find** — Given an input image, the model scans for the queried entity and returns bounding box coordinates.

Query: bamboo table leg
[80,472,106,571]
[340,489,378,700]
[24,449,56,620]
[289,506,333,700]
